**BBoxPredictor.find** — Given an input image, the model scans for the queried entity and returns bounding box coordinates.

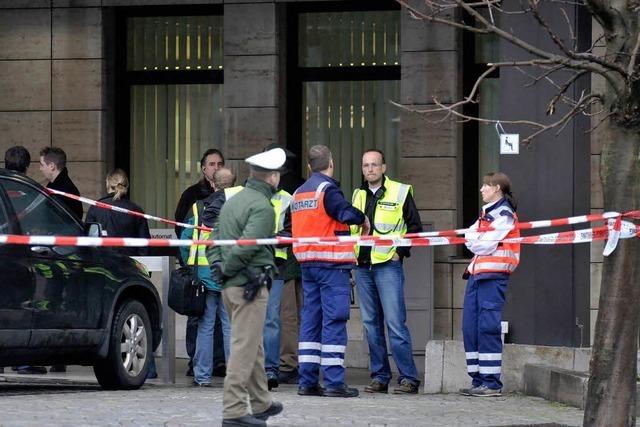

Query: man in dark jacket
[209,148,286,427]
[174,148,225,377]
[39,147,83,221]
[174,148,225,239]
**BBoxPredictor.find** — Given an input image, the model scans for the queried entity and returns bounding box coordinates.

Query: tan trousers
[279,278,303,372]
[222,285,271,419]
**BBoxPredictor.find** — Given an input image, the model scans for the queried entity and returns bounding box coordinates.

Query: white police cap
[245,147,286,171]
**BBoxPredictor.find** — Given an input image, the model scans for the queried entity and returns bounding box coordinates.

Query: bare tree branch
[627,32,640,78]
[399,0,627,95]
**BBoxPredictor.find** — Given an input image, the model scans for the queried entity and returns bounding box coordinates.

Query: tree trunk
[584,122,640,426]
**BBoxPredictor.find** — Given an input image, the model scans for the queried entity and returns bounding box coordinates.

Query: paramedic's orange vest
[291,181,356,264]
[468,206,521,275]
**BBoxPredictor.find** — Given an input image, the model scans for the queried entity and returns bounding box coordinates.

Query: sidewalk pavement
[0,361,594,426]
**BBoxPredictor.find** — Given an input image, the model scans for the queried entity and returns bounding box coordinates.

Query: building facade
[0,0,601,356]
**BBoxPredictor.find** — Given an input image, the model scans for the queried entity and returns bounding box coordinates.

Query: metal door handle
[31,246,52,255]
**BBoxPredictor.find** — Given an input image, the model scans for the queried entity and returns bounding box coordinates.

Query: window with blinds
[297,9,400,194]
[129,84,223,225]
[127,15,223,71]
[299,11,399,68]
[125,14,223,228]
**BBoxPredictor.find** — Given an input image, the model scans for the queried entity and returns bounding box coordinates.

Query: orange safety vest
[468,207,521,275]
[291,181,356,264]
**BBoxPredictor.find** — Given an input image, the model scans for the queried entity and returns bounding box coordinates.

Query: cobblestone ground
[0,372,590,427]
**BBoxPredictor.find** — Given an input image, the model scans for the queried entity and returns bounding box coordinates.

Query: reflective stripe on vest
[351,178,412,264]
[187,201,210,266]
[292,181,355,264]
[468,208,521,275]
[272,189,292,260]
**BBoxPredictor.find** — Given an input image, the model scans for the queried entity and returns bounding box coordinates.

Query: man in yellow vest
[178,168,235,386]
[202,162,293,392]
[352,149,423,394]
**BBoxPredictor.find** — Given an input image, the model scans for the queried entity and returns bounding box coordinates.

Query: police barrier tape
[45,188,214,232]
[0,221,637,251]
[45,188,640,238]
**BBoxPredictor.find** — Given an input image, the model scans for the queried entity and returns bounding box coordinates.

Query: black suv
[0,169,161,389]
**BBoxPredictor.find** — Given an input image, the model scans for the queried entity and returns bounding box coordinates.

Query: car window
[0,178,82,236]
[0,186,9,234]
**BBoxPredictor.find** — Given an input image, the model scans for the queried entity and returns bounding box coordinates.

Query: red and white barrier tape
[46,188,214,233]
[45,188,640,237]
[0,221,636,251]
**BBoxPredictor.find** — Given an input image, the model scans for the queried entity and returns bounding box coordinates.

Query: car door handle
[31,246,52,255]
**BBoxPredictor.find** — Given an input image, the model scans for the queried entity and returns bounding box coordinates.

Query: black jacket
[174,179,215,237]
[357,175,423,264]
[85,194,151,256]
[47,167,83,221]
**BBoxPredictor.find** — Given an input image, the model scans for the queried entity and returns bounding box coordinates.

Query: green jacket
[206,177,277,288]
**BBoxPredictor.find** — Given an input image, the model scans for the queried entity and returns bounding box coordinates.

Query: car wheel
[93,299,151,390]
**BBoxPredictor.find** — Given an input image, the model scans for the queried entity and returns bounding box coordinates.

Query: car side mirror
[86,222,104,237]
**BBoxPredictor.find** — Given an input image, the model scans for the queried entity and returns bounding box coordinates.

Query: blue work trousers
[298,267,351,390]
[462,274,508,390]
[263,279,285,379]
[354,260,419,386]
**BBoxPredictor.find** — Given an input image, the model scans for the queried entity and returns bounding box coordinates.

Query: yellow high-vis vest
[351,177,412,264]
[222,185,292,261]
[187,200,210,266]
[271,189,293,261]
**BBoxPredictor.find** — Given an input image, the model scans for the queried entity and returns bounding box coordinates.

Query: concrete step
[523,363,640,416]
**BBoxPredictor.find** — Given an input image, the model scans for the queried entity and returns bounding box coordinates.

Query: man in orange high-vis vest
[291,145,370,398]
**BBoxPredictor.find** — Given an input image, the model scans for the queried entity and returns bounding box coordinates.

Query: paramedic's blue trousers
[298,267,351,390]
[462,274,508,390]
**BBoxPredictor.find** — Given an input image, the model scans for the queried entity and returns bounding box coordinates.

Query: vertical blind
[299,11,400,67]
[299,10,400,194]
[303,80,400,195]
[128,15,223,71]
[129,84,223,226]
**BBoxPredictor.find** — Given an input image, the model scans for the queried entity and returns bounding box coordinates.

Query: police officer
[211,148,286,427]
[291,145,370,398]
[352,149,422,394]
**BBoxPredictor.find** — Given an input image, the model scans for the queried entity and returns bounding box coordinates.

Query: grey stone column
[398,3,463,341]
[223,2,279,178]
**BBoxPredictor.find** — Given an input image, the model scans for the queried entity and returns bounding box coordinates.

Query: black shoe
[298,385,324,396]
[186,367,194,377]
[323,385,359,398]
[267,377,278,391]
[49,365,66,373]
[253,401,283,421]
[212,364,226,377]
[17,366,48,375]
[221,415,266,427]
[277,370,298,384]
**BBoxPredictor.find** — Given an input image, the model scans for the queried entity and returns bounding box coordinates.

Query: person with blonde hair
[85,168,151,256]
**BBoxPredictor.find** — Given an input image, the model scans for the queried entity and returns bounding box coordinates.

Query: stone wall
[399,2,463,341]
[0,1,106,213]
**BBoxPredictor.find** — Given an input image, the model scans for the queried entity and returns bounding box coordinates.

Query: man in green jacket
[209,147,286,427]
